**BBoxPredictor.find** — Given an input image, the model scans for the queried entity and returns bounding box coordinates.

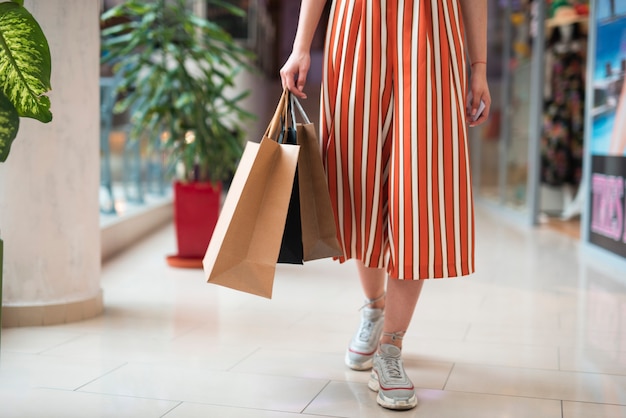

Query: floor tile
[78,362,329,413]
[230,348,453,389]
[403,390,563,418]
[0,350,126,391]
[305,382,563,418]
[0,327,82,354]
[41,332,258,371]
[559,346,626,375]
[562,401,626,418]
[304,381,394,418]
[165,402,330,418]
[466,322,577,347]
[401,338,559,370]
[0,387,177,418]
[446,363,626,404]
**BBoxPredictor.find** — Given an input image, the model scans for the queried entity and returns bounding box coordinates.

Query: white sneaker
[344,307,384,370]
[368,344,418,410]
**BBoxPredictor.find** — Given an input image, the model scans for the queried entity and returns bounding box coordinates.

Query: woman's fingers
[470,106,490,127]
[467,71,491,127]
[470,99,491,126]
[467,68,490,125]
[296,68,308,97]
[280,53,310,99]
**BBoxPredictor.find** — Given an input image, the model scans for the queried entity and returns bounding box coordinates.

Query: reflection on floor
[1,206,625,418]
[542,217,582,240]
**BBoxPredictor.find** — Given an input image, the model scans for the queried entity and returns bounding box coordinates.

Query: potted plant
[0,0,53,329]
[101,0,254,268]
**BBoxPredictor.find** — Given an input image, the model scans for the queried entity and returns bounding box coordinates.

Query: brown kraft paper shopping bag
[291,96,343,261]
[203,91,300,298]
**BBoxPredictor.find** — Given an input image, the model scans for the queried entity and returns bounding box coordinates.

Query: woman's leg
[380,278,424,348]
[345,261,386,370]
[354,261,425,344]
[367,276,423,410]
[355,261,386,309]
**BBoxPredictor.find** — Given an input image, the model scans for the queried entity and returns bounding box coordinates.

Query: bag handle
[290,94,311,125]
[265,90,311,142]
[265,89,289,141]
[278,92,298,145]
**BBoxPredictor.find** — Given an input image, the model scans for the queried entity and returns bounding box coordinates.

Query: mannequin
[540,20,587,219]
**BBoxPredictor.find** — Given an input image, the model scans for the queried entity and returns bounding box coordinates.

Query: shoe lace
[358,320,375,341]
[381,355,404,380]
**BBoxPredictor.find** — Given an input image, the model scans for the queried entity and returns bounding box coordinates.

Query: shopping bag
[203,90,300,298]
[276,111,304,264]
[291,95,343,261]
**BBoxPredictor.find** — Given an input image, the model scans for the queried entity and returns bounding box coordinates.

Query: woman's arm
[279,0,328,99]
[459,0,491,127]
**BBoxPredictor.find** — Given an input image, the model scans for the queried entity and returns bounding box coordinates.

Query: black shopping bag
[277,107,304,264]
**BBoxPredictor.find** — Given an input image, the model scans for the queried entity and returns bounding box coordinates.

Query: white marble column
[0,0,103,326]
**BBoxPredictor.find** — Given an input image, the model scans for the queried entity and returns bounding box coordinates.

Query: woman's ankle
[370,301,385,310]
[362,292,386,310]
[380,331,405,349]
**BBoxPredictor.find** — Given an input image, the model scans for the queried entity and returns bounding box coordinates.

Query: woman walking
[281,0,490,410]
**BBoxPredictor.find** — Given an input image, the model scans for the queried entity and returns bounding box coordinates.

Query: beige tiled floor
[1,206,626,417]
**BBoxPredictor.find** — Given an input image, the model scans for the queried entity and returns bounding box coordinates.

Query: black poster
[589,156,626,258]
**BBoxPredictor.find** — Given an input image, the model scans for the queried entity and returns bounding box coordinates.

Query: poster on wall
[588,1,626,257]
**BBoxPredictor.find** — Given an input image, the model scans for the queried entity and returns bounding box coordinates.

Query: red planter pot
[166,181,222,268]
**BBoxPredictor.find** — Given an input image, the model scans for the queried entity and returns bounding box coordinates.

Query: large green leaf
[0,90,19,162]
[0,1,52,123]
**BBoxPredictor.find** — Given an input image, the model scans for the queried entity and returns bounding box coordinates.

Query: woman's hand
[280,51,311,99]
[467,64,491,127]
[279,0,327,99]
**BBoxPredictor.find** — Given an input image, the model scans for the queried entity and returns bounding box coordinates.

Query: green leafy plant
[0,0,53,162]
[101,0,254,184]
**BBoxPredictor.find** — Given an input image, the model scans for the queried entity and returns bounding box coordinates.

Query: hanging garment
[541,42,586,187]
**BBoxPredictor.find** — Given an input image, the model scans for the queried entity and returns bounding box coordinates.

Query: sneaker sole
[376,392,418,410]
[368,372,418,410]
[344,351,374,371]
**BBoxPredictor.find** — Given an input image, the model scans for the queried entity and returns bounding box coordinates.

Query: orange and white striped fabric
[321,0,473,280]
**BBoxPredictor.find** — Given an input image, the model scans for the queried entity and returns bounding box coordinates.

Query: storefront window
[473,1,508,205]
[475,0,591,226]
[503,1,534,212]
[477,0,541,217]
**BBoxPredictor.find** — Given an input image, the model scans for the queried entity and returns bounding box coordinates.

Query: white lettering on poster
[591,174,625,242]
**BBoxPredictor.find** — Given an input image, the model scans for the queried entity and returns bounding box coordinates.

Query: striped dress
[321,0,473,280]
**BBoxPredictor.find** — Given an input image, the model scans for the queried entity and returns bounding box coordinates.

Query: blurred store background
[1,0,623,328]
